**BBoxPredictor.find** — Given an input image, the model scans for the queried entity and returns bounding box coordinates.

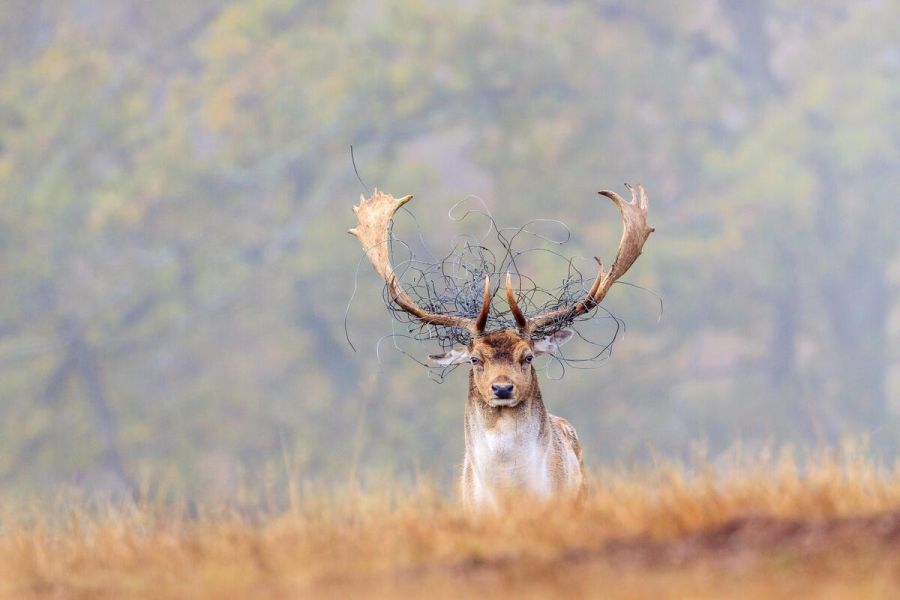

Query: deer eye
[523,354,534,365]
[470,356,481,366]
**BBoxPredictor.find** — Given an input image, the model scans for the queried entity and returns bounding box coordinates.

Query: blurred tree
[0,0,898,497]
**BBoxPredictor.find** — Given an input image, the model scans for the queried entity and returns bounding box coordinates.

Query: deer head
[428,311,575,408]
[348,185,654,401]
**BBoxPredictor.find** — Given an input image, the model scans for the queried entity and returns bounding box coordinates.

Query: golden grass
[4,447,900,599]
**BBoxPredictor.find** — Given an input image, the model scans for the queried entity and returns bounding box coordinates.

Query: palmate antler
[351,185,652,340]
[506,183,654,335]
[349,189,491,334]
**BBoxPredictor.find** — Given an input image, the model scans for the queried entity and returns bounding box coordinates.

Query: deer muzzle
[489,382,518,407]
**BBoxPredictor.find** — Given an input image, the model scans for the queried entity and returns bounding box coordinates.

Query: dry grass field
[4,448,900,599]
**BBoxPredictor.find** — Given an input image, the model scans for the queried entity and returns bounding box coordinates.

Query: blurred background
[2,0,899,499]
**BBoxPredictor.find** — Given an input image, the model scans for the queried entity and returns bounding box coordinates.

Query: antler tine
[529,183,654,331]
[350,189,478,332]
[475,275,492,334]
[505,272,528,332]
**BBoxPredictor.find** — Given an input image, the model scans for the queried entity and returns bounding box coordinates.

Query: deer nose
[491,383,514,399]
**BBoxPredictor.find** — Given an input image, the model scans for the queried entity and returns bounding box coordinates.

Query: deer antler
[525,183,654,333]
[505,272,528,332]
[349,189,491,334]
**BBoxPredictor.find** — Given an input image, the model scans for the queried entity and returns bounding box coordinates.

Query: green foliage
[1,0,899,498]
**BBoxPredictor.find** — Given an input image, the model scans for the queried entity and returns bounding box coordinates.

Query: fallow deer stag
[349,185,653,510]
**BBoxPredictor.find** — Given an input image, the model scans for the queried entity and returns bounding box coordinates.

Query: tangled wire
[345,192,662,383]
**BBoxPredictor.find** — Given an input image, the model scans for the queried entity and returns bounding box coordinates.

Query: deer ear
[429,347,471,366]
[533,329,575,355]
